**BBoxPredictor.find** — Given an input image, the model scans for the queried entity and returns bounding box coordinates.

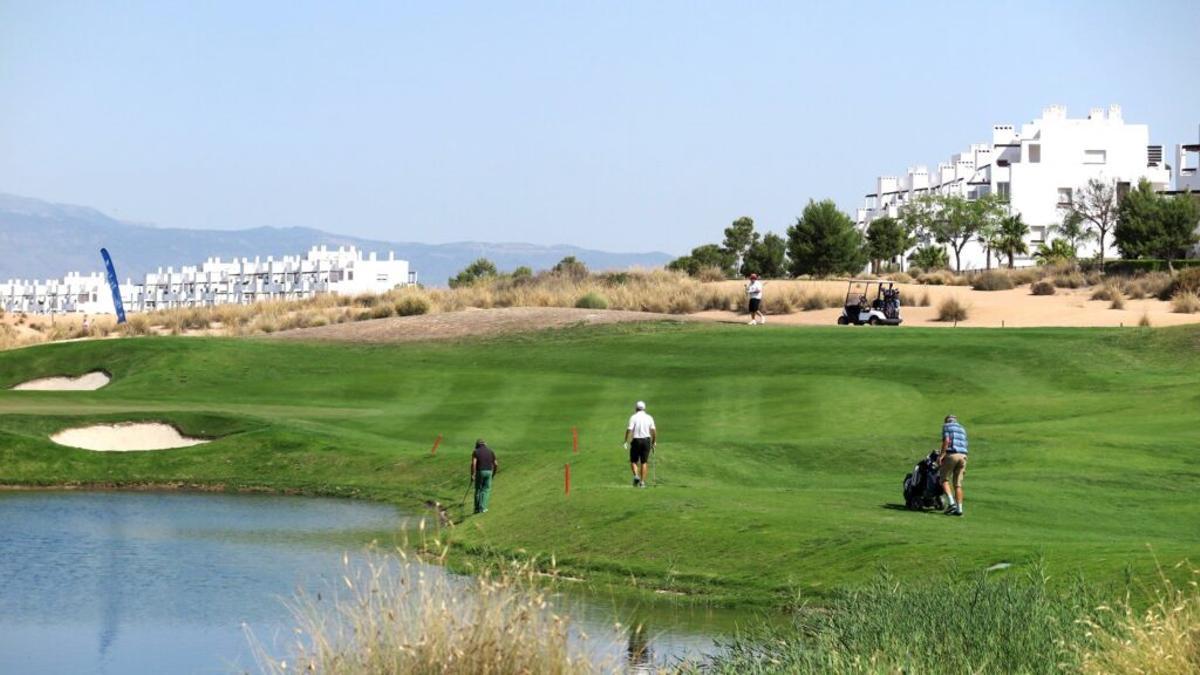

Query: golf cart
[837,280,902,326]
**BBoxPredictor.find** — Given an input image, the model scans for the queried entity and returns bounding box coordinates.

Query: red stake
[572,426,579,453]
[431,434,442,455]
[564,463,571,496]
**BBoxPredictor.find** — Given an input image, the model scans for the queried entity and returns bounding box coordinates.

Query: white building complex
[856,105,1179,270]
[1,246,417,315]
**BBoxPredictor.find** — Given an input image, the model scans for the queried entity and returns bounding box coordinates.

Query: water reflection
[0,491,759,674]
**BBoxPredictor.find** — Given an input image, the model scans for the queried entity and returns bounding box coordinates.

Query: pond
[0,492,761,673]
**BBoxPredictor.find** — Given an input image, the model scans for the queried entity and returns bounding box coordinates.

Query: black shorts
[748,297,761,313]
[629,438,652,464]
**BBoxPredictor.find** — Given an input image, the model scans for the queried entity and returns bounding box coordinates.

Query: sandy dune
[697,279,1200,328]
[50,423,209,452]
[12,371,112,391]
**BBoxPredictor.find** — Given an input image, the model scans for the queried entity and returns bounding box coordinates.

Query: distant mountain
[0,193,673,287]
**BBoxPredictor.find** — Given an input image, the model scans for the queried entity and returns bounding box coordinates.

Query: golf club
[460,476,473,510]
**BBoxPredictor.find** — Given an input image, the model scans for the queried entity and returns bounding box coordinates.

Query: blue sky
[1,1,1197,254]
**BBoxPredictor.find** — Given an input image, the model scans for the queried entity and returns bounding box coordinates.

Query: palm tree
[994,215,1030,268]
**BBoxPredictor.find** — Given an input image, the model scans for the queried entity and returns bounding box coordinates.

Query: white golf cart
[837,280,902,326]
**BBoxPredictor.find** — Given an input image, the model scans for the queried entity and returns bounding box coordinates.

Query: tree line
[669,181,1198,279]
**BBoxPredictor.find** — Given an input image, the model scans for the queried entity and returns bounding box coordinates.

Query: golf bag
[903,451,944,510]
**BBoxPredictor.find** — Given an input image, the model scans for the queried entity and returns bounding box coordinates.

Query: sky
[1,1,1198,255]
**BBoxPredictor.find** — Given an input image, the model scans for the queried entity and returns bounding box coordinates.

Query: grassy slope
[0,323,1197,605]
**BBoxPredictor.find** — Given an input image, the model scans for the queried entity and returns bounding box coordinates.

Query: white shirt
[746,280,763,299]
[627,410,656,439]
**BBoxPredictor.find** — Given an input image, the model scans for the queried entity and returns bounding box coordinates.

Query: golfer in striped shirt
[938,415,968,516]
[624,401,656,488]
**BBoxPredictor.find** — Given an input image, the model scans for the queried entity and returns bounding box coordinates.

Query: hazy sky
[2,1,1198,254]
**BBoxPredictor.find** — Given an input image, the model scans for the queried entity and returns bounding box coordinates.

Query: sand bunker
[50,423,209,452]
[13,371,112,391]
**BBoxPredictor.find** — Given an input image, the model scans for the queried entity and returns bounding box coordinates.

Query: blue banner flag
[99,248,127,324]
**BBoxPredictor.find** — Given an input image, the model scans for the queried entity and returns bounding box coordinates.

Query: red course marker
[572,427,579,453]
[564,463,571,496]
[431,434,442,455]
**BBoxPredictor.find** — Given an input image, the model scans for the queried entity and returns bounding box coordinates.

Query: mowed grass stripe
[0,324,1197,604]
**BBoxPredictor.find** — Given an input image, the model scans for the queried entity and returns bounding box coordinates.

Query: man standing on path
[471,439,498,514]
[624,401,656,488]
[938,415,968,516]
[746,273,765,325]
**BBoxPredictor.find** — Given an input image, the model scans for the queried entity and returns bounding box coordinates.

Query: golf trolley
[837,280,902,326]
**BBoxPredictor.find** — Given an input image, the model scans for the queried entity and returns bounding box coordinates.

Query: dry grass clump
[0,324,18,350]
[574,292,608,310]
[883,272,914,284]
[1139,311,1153,327]
[1171,291,1200,314]
[1054,272,1088,289]
[695,266,727,283]
[253,541,598,675]
[935,297,969,322]
[1078,566,1200,675]
[1031,280,1057,296]
[1165,268,1200,301]
[916,270,969,286]
[1110,295,1126,310]
[1090,281,1125,301]
[1121,272,1173,300]
[971,271,1015,291]
[1008,267,1041,285]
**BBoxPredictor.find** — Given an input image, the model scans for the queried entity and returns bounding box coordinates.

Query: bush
[1110,295,1125,310]
[695,266,727,283]
[574,292,608,310]
[1164,267,1200,300]
[368,303,396,319]
[1090,282,1123,301]
[936,297,969,322]
[883,272,913,284]
[1171,291,1200,314]
[394,294,431,317]
[1031,281,1056,296]
[918,291,931,307]
[971,271,1015,291]
[801,292,832,311]
[1008,267,1041,285]
[1139,311,1153,327]
[917,270,955,286]
[1053,272,1087,289]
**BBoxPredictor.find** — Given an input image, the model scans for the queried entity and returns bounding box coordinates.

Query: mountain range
[0,193,673,286]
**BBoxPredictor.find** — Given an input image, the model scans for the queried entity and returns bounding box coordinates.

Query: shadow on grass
[880,503,942,514]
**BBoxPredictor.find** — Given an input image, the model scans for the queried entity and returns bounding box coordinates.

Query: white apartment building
[1,246,416,315]
[1174,125,1200,192]
[856,105,1173,270]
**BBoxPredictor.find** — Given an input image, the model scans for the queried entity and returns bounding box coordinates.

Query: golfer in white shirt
[746,274,765,325]
[624,401,656,488]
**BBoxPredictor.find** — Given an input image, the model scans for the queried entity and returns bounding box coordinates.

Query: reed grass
[252,534,600,675]
[935,297,969,322]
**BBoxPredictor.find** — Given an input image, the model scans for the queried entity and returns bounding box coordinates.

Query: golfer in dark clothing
[471,439,498,514]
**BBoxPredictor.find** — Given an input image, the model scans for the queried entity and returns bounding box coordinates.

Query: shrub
[1031,280,1056,296]
[1095,258,1200,275]
[971,271,1014,291]
[919,291,931,307]
[574,292,608,310]
[1171,291,1200,314]
[1139,311,1152,327]
[395,294,431,316]
[1008,267,1041,285]
[119,315,152,336]
[801,292,831,311]
[1165,267,1200,300]
[917,270,956,286]
[1053,272,1087,289]
[884,272,913,284]
[936,297,969,322]
[368,303,396,319]
[695,266,727,283]
[1090,282,1124,301]
[1110,295,1125,310]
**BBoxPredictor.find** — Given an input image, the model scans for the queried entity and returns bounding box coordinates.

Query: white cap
[635,400,646,410]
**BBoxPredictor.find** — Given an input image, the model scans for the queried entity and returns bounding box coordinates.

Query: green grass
[1,323,1198,606]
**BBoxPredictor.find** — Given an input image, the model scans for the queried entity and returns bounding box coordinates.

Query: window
[1057,188,1073,205]
[1028,144,1041,163]
[376,274,389,282]
[997,182,1011,201]
[1117,181,1131,203]
[1084,149,1106,164]
[1030,226,1046,245]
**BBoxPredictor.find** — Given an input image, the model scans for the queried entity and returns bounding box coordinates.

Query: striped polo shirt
[943,421,968,455]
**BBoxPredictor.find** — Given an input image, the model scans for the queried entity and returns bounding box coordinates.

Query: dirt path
[269,307,702,344]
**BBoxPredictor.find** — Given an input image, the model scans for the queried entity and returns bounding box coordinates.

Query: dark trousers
[474,470,493,513]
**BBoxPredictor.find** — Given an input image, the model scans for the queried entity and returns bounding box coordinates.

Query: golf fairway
[1,322,1197,605]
